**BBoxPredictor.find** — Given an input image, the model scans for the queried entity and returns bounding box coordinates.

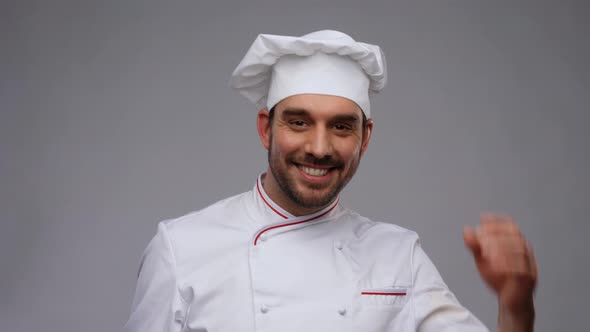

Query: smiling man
[260,94,370,216]
[124,30,537,332]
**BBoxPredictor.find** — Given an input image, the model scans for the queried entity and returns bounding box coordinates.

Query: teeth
[298,165,328,177]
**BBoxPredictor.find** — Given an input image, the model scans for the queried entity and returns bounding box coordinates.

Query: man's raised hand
[463,214,537,331]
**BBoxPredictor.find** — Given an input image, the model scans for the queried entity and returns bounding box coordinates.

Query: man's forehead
[275,94,364,120]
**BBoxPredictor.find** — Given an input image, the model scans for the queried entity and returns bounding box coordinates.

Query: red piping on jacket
[256,179,289,219]
[253,197,339,246]
[361,291,407,296]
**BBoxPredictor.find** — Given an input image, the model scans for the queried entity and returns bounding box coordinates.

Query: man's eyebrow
[331,114,360,123]
[280,108,310,117]
[281,108,360,122]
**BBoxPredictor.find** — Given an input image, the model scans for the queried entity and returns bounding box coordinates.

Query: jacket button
[260,305,269,314]
[338,308,347,316]
[259,234,268,242]
[335,241,343,250]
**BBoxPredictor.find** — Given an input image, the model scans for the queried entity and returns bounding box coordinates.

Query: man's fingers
[480,213,520,235]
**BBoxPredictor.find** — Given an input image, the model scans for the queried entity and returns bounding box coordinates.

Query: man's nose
[304,127,333,159]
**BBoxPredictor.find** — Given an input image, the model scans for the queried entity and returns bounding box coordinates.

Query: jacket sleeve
[123,222,188,332]
[410,237,490,332]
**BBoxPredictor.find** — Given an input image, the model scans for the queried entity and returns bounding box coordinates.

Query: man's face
[261,94,372,213]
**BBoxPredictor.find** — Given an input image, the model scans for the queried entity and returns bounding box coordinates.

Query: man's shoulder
[152,190,253,262]
[342,208,420,245]
[161,190,251,232]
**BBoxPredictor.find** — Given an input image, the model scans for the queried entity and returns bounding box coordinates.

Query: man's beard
[267,136,359,211]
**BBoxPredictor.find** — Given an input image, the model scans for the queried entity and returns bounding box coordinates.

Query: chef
[124,30,537,332]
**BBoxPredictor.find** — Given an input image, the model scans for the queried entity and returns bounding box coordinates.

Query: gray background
[1,0,588,331]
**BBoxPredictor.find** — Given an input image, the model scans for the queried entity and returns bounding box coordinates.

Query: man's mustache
[291,155,344,168]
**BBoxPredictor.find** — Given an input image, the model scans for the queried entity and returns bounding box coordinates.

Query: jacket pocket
[358,286,409,307]
[356,278,410,307]
[352,284,412,331]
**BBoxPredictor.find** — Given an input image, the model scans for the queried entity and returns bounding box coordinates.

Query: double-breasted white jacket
[124,174,488,332]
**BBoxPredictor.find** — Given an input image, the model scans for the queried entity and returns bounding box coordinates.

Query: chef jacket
[124,174,489,332]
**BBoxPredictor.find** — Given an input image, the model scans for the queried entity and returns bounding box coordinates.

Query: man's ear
[360,119,374,157]
[257,109,271,150]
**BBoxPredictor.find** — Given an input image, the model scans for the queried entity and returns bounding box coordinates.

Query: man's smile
[293,163,338,183]
[298,165,329,176]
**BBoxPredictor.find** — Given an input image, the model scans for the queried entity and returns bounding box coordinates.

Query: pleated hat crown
[230,30,387,117]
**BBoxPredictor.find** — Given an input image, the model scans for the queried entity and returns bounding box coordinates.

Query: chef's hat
[230,30,387,118]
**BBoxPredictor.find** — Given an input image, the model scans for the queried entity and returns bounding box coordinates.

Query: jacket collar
[254,173,295,221]
[248,173,341,245]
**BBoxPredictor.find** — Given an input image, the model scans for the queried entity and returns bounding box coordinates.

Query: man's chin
[293,177,333,193]
[292,186,338,208]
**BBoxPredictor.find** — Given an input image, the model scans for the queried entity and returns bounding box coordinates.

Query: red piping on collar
[253,198,339,246]
[256,179,289,219]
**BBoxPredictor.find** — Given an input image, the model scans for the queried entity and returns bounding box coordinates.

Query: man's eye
[334,123,352,131]
[291,120,306,127]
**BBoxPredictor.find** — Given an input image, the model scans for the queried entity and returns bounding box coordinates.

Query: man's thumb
[463,226,481,257]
